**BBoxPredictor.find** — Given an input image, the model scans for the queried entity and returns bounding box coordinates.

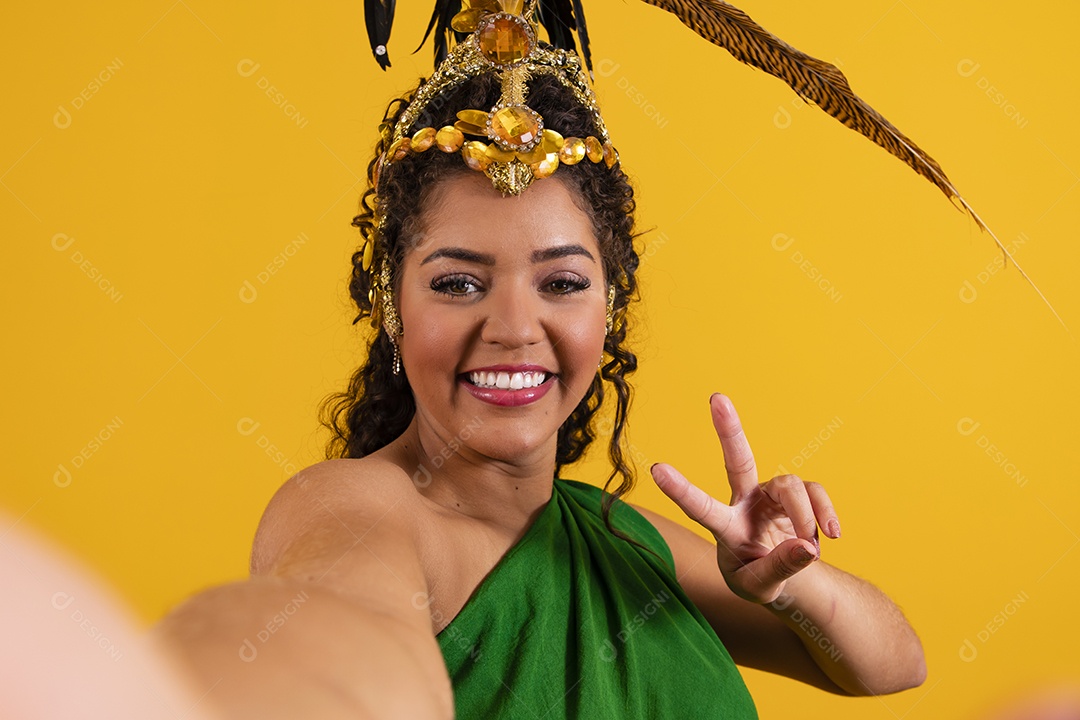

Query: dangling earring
[377,257,404,377]
[605,284,616,336]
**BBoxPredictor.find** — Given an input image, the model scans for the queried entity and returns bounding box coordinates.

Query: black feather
[538,0,577,55]
[365,0,396,69]
[570,0,593,73]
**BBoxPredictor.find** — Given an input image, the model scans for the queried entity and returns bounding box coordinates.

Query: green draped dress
[436,478,759,719]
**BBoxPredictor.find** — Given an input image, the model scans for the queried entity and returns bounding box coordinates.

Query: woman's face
[396,171,607,466]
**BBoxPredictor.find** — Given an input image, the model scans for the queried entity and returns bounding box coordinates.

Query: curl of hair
[319,67,660,560]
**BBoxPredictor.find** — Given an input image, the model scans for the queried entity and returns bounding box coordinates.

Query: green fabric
[436,478,758,719]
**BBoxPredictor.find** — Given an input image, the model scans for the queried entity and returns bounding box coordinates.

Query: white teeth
[468,370,548,390]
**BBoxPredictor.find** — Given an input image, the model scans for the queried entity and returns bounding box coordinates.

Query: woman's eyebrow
[420,244,595,266]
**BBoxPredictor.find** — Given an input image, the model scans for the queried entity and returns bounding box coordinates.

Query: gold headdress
[375,1,617,198]
[361,0,1064,354]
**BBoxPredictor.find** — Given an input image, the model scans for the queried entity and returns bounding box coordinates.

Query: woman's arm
[634,503,924,695]
[154,459,455,720]
[763,559,926,695]
[642,393,926,696]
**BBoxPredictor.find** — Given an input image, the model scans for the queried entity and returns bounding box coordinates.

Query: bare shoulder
[250,456,418,578]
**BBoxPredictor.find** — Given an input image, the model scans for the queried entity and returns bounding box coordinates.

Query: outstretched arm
[155,460,455,719]
[643,393,925,696]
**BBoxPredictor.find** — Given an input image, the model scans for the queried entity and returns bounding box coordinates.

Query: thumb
[726,537,817,603]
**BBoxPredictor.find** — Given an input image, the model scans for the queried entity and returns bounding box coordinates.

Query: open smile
[459,367,557,407]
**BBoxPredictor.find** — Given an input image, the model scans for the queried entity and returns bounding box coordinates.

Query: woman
[156,28,925,716]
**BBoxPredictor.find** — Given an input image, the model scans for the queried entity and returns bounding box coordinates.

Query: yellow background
[3,0,1078,717]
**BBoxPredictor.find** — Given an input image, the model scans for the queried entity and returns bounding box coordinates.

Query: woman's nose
[479,284,544,348]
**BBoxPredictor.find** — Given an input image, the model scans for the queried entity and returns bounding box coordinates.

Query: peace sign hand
[650,393,841,605]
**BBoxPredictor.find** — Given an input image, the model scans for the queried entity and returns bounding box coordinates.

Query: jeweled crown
[373,0,618,199]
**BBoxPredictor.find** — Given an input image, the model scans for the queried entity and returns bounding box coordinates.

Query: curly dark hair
[318,67,656,551]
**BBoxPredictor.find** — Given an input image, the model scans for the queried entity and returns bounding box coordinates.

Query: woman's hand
[650,393,841,605]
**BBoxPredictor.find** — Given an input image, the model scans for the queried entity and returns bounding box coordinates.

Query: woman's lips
[459,372,556,407]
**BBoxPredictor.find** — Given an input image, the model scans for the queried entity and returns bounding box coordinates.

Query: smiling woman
[149,2,932,718]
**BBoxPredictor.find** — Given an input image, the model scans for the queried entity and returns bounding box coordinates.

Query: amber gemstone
[603,141,618,168]
[372,155,384,186]
[530,152,560,179]
[389,137,411,161]
[462,141,491,171]
[490,105,540,148]
[516,144,543,164]
[454,119,488,137]
[435,126,465,152]
[457,109,490,127]
[540,129,563,153]
[412,127,437,152]
[451,7,485,32]
[585,136,603,163]
[478,16,532,65]
[361,240,374,271]
[559,137,585,165]
[484,144,516,163]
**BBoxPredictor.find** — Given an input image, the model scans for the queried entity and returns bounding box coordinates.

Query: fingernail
[828,520,841,538]
[793,545,815,564]
[709,392,722,405]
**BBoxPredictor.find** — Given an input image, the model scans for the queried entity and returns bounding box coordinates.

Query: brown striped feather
[638,0,1067,331]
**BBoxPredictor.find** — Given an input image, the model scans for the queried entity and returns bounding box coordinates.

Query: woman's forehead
[409,173,600,260]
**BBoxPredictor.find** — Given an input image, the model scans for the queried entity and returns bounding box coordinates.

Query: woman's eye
[431,275,480,297]
[547,275,591,295]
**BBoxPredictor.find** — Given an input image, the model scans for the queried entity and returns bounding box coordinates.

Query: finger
[761,475,820,550]
[725,537,818,604]
[805,481,841,539]
[650,462,733,537]
[709,393,758,501]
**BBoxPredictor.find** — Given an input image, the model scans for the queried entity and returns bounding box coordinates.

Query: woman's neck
[384,416,558,533]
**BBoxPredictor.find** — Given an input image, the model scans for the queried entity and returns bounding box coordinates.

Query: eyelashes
[430,273,592,299]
